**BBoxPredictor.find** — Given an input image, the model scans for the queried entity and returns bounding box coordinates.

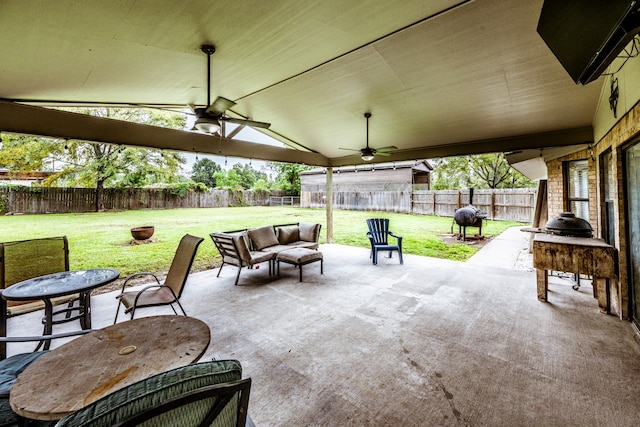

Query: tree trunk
[95,180,105,212]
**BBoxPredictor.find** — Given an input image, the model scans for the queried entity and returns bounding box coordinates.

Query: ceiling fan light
[361,153,375,161]
[194,117,220,133]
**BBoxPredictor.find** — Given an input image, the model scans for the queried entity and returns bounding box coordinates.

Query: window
[565,159,589,220]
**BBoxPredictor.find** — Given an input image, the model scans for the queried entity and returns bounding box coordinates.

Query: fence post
[491,191,496,220]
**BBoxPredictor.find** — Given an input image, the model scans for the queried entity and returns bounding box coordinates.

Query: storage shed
[300,160,432,212]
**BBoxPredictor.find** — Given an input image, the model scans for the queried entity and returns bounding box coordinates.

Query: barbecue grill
[542,212,594,290]
[544,212,593,238]
[453,189,487,241]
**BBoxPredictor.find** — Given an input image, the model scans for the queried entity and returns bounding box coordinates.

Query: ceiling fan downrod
[201,44,216,107]
[365,112,371,149]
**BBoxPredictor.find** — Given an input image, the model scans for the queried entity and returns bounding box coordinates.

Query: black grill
[544,212,593,238]
[453,188,487,241]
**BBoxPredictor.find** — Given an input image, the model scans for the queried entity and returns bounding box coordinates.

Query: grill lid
[545,212,593,237]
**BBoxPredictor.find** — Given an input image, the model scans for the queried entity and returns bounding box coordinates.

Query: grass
[0,207,522,277]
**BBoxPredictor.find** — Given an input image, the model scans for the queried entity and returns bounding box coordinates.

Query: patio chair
[0,236,79,359]
[366,218,403,265]
[54,359,253,427]
[0,329,94,427]
[114,234,204,323]
[210,232,274,286]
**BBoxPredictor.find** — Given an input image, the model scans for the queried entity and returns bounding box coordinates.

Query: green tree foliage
[0,134,61,171]
[271,163,312,195]
[432,153,534,190]
[213,169,243,190]
[252,178,271,192]
[212,163,271,190]
[0,107,187,211]
[231,163,267,189]
[190,158,222,188]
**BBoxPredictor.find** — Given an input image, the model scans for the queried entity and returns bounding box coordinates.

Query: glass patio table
[1,268,120,349]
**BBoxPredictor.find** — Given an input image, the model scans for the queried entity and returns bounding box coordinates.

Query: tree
[231,163,267,189]
[191,158,222,188]
[0,107,187,211]
[252,178,271,192]
[432,153,534,190]
[213,169,243,190]
[271,163,311,195]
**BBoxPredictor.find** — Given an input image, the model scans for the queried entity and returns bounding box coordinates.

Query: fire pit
[130,226,155,240]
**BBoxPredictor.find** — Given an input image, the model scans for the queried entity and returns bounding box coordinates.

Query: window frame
[564,159,589,220]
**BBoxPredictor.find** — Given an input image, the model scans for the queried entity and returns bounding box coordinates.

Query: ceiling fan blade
[206,96,236,115]
[375,146,397,152]
[224,117,271,129]
[339,147,361,152]
[375,151,391,156]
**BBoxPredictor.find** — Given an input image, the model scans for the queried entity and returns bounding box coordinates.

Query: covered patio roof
[0,0,602,166]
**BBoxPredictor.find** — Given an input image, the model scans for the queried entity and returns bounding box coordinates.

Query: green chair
[54,359,252,427]
[0,236,79,359]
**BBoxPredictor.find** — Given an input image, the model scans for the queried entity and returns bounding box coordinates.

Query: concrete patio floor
[6,227,640,426]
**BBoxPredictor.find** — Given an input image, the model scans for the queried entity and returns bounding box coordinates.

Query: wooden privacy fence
[301,184,536,222]
[0,187,278,214]
[302,183,412,213]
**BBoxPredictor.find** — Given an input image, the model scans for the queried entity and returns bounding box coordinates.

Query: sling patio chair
[114,234,204,323]
[366,218,404,265]
[0,236,79,359]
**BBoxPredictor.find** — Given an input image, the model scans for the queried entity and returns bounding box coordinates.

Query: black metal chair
[366,218,403,265]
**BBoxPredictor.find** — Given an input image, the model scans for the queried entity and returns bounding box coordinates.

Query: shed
[300,160,432,212]
[300,160,432,188]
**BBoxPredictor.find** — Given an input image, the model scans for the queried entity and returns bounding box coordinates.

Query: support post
[326,168,334,243]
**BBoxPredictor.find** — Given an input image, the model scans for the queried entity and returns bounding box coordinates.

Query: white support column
[325,167,333,243]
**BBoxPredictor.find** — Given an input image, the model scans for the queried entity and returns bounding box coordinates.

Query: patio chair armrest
[389,232,402,242]
[119,272,160,294]
[131,284,179,309]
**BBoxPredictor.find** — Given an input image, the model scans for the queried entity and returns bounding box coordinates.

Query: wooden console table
[532,234,617,313]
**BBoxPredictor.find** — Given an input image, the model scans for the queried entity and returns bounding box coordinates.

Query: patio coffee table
[276,248,323,282]
[10,315,210,421]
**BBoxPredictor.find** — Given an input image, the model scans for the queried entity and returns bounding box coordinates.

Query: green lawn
[0,207,522,277]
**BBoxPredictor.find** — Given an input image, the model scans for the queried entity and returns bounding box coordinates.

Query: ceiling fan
[340,112,396,161]
[190,44,270,134]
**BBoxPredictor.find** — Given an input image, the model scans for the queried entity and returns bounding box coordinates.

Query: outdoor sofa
[210,222,321,285]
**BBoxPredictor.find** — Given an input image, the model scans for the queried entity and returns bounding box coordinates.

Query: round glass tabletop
[2,269,120,300]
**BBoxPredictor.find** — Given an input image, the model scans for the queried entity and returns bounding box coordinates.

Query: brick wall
[546,100,640,319]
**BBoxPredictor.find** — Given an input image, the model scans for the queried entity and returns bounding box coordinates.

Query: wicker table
[10,315,210,421]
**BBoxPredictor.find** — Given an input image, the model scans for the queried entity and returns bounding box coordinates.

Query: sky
[180,118,286,177]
